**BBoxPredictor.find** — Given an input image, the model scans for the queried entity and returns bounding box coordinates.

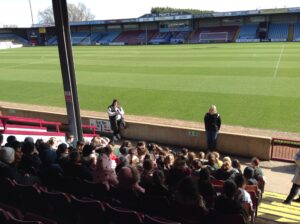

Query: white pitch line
[273,45,285,79]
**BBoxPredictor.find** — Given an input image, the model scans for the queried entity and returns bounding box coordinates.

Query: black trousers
[109,117,122,136]
[285,183,300,202]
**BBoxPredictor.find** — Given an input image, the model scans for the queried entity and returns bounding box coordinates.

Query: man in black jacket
[204,105,221,151]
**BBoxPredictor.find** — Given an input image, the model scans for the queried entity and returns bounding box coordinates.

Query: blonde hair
[223,156,232,166]
[209,105,217,114]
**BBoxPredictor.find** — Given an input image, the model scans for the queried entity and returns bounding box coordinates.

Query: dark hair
[120,140,132,148]
[148,143,157,152]
[35,139,44,153]
[181,148,188,155]
[234,173,246,188]
[40,142,51,151]
[0,133,3,144]
[110,99,118,107]
[69,150,81,163]
[207,152,216,165]
[11,141,22,151]
[136,141,146,149]
[243,166,254,179]
[232,159,241,170]
[24,137,34,143]
[251,157,260,166]
[76,140,85,147]
[22,141,35,154]
[56,143,68,157]
[65,132,74,140]
[223,180,237,198]
[82,144,94,157]
[143,159,153,171]
[192,159,202,170]
[173,157,186,169]
[177,176,199,200]
[119,147,128,156]
[199,168,210,181]
[6,135,17,147]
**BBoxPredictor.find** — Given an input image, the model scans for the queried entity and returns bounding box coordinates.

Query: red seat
[245,185,258,194]
[247,190,259,219]
[24,213,57,224]
[0,202,23,220]
[6,211,42,224]
[41,190,73,224]
[139,196,172,218]
[70,196,106,224]
[0,208,10,224]
[210,178,224,186]
[0,178,17,205]
[105,203,143,224]
[14,183,42,213]
[207,213,246,224]
[81,179,110,201]
[144,215,181,224]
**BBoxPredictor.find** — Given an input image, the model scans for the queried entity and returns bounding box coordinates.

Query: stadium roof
[32,7,300,28]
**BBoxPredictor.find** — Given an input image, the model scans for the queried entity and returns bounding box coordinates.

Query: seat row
[0,177,247,224]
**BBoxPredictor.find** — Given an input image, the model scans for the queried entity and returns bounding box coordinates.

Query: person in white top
[234,173,253,209]
[93,145,118,190]
[107,99,125,141]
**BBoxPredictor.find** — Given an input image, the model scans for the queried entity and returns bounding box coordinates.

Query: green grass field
[0,42,299,132]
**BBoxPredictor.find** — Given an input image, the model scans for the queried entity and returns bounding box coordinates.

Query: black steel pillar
[52,0,83,141]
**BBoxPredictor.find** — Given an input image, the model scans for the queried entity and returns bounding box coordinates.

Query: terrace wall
[0,104,271,160]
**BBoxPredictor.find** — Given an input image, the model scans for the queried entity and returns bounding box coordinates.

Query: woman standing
[204,105,221,151]
[107,99,125,141]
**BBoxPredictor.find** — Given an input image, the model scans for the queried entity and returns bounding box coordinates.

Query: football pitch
[0,42,299,133]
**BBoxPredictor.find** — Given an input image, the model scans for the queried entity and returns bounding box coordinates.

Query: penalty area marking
[273,45,285,79]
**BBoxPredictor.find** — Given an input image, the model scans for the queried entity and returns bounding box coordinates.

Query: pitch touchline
[273,45,285,79]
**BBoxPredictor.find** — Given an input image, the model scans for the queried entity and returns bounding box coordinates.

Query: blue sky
[0,0,299,27]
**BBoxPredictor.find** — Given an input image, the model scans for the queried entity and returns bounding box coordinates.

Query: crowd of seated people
[0,133,265,223]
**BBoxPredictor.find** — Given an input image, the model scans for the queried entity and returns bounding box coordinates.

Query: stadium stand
[47,36,57,45]
[267,23,289,41]
[97,31,121,45]
[113,30,157,45]
[114,30,146,45]
[0,33,29,45]
[0,115,299,223]
[48,32,100,45]
[71,32,90,45]
[149,32,172,44]
[293,23,300,41]
[3,7,300,46]
[169,31,190,44]
[237,24,258,39]
[0,114,270,224]
[88,32,102,44]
